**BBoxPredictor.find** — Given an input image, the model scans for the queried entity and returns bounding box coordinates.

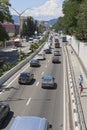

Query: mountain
[12,15,58,26]
[44,18,58,26]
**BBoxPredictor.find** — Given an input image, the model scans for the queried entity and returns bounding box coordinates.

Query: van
[9,116,52,130]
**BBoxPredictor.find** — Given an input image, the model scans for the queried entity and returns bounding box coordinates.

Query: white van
[9,116,52,130]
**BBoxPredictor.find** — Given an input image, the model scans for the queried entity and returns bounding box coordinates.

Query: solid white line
[63,48,66,130]
[36,82,39,86]
[26,97,31,106]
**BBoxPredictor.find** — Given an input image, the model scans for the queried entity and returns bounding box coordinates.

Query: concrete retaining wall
[67,36,87,72]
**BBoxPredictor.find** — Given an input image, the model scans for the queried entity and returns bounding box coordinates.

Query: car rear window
[20,73,30,77]
[43,79,52,82]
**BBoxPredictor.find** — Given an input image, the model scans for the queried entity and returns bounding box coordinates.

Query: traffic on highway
[0,33,67,130]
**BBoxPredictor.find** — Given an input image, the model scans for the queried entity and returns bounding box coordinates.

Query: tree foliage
[0,0,12,22]
[53,0,87,41]
[0,24,9,41]
[21,16,37,37]
[0,0,13,41]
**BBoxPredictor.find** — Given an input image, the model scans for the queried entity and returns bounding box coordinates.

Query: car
[54,50,60,56]
[35,53,45,60]
[9,116,52,130]
[18,72,34,84]
[41,75,55,88]
[30,59,40,67]
[52,56,60,63]
[13,38,22,47]
[54,48,59,52]
[0,102,10,124]
[55,38,59,43]
[55,42,60,48]
[28,37,33,44]
[44,48,51,54]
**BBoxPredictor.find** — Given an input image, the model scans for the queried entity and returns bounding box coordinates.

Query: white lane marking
[26,97,31,106]
[36,82,39,86]
[48,60,49,62]
[45,65,47,68]
[41,72,44,75]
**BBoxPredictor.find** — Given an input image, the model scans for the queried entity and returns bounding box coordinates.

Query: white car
[33,39,39,43]
[35,52,45,60]
[29,37,33,43]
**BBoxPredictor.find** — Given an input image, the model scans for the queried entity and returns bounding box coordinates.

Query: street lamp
[11,8,29,37]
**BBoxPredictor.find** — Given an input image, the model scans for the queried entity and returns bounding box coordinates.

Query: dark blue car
[30,59,40,67]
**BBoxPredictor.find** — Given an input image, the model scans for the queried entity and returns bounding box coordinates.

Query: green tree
[0,0,13,22]
[0,0,13,42]
[76,0,87,41]
[21,22,27,36]
[0,24,9,41]
[21,16,37,37]
[26,16,36,37]
[62,0,80,34]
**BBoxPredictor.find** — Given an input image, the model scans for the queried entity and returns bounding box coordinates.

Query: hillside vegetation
[53,0,87,41]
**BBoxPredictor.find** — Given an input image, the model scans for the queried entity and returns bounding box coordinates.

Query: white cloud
[10,0,64,21]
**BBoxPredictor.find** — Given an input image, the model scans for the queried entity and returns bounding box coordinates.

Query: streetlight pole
[12,8,29,37]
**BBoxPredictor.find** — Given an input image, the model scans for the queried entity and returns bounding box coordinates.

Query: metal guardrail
[66,46,86,130]
[0,43,45,85]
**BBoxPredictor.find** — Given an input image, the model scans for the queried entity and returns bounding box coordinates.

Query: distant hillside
[12,15,58,26]
[44,18,58,26]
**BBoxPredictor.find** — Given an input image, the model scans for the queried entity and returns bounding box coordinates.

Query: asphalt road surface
[0,43,65,130]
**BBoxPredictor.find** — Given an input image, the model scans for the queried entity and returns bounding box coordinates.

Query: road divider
[0,43,45,86]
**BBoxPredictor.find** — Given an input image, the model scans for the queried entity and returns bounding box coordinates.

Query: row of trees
[0,0,13,41]
[53,0,87,41]
[0,0,46,41]
[21,16,47,38]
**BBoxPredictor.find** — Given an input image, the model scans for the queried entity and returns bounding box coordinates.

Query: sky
[9,0,64,21]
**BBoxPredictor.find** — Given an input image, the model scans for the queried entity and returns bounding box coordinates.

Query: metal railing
[66,46,86,130]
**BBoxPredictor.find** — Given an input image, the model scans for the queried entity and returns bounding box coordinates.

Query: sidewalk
[67,45,87,128]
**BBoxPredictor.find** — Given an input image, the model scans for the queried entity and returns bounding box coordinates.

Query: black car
[0,102,10,124]
[52,56,60,63]
[18,72,34,84]
[30,59,40,67]
[45,48,51,54]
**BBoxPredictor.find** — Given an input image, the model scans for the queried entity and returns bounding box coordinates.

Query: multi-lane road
[0,40,66,130]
